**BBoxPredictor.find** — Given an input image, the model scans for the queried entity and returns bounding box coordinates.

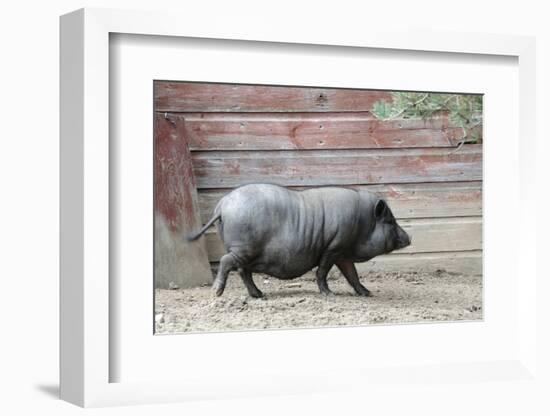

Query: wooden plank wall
[154,82,482,288]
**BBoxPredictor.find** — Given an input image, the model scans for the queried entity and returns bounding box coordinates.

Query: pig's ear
[374,199,388,219]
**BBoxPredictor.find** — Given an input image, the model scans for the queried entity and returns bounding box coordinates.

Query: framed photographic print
[60,8,538,408]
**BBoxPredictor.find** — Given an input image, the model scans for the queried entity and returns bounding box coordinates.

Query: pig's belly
[248,250,319,280]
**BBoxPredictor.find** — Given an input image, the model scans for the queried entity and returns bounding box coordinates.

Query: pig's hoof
[248,290,263,298]
[321,290,335,298]
[357,288,371,297]
[211,283,224,297]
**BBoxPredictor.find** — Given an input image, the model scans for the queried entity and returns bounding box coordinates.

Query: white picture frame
[60,8,539,408]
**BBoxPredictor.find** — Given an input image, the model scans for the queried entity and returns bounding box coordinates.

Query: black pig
[187,184,411,297]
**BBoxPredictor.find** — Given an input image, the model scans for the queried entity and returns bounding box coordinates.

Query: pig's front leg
[335,259,371,297]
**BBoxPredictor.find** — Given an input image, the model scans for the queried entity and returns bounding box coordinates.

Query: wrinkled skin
[187,184,411,297]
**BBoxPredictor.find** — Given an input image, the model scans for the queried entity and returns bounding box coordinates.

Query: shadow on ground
[34,384,59,399]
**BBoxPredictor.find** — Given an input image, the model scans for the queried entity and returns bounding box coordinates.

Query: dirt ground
[155,269,482,334]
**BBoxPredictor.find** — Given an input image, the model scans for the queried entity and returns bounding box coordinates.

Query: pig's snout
[396,228,411,250]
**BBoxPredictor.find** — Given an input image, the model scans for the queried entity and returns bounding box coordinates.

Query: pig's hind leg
[212,252,240,296]
[239,268,263,298]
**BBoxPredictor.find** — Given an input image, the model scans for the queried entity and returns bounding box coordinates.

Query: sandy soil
[155,269,482,334]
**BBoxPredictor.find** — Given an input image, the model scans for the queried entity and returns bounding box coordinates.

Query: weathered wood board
[191,145,482,188]
[356,250,482,275]
[154,114,212,289]
[171,113,468,150]
[155,82,393,113]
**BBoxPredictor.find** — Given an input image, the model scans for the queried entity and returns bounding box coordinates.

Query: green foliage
[371,92,483,143]
[371,100,394,119]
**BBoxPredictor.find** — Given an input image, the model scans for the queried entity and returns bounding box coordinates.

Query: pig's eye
[384,216,396,225]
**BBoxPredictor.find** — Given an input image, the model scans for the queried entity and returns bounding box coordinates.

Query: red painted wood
[190,145,482,189]
[170,112,466,150]
[154,114,202,232]
[154,81,394,112]
[154,114,213,288]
